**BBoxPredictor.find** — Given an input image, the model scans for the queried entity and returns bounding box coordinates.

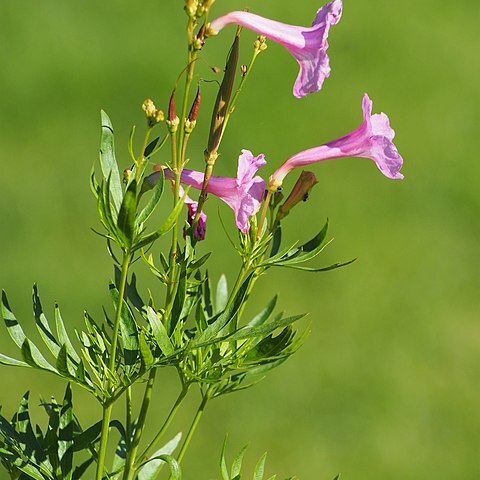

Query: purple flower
[182,188,207,240]
[210,0,342,98]
[271,94,404,186]
[164,150,267,233]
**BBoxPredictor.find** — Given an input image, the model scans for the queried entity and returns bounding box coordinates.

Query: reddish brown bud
[188,85,201,122]
[168,90,176,122]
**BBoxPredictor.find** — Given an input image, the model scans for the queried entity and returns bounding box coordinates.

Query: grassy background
[0,0,479,478]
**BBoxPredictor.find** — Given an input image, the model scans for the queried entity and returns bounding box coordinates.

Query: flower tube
[271,94,404,187]
[210,0,343,98]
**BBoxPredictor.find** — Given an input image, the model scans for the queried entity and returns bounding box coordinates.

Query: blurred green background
[0,0,479,478]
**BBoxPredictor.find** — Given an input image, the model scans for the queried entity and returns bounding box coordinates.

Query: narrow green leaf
[117,179,137,248]
[72,457,95,480]
[2,291,27,348]
[73,421,102,452]
[33,286,60,357]
[110,284,139,375]
[145,307,174,357]
[220,435,229,480]
[192,274,253,347]
[59,384,73,480]
[128,125,137,162]
[100,110,123,211]
[137,433,182,480]
[0,353,28,367]
[277,259,356,272]
[215,274,228,314]
[248,296,278,328]
[253,452,267,480]
[231,445,248,478]
[144,136,160,157]
[133,187,189,251]
[270,226,282,257]
[301,220,329,252]
[139,331,154,369]
[55,305,81,364]
[230,314,306,342]
[137,169,164,225]
[21,338,57,373]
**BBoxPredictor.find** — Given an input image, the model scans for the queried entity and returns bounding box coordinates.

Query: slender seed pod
[206,34,240,155]
[168,90,177,122]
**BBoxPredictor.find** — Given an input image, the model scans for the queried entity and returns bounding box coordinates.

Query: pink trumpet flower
[271,94,404,186]
[162,150,267,233]
[210,0,343,98]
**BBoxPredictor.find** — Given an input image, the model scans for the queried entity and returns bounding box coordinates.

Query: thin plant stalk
[122,369,157,480]
[95,251,132,480]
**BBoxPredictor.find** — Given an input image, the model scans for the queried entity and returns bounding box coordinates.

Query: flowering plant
[0,1,403,479]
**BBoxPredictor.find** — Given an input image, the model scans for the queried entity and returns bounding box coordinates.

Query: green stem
[135,384,190,467]
[126,386,133,447]
[122,369,157,480]
[95,251,132,480]
[175,386,213,466]
[256,189,273,239]
[135,126,152,183]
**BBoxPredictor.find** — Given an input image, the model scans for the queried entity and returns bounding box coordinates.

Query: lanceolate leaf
[132,187,189,251]
[33,286,60,357]
[21,338,57,374]
[55,305,81,364]
[0,353,28,367]
[253,452,267,480]
[230,314,306,342]
[100,110,123,211]
[192,274,253,347]
[248,295,278,328]
[137,433,182,480]
[109,284,139,376]
[215,275,228,314]
[137,169,165,226]
[145,307,174,357]
[59,384,73,480]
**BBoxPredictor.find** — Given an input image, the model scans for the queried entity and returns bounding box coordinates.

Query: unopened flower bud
[188,86,201,123]
[143,99,164,126]
[195,24,207,50]
[276,171,318,222]
[123,168,133,184]
[142,99,156,118]
[254,35,268,53]
[166,116,180,134]
[241,64,248,76]
[185,0,199,18]
[211,66,221,73]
